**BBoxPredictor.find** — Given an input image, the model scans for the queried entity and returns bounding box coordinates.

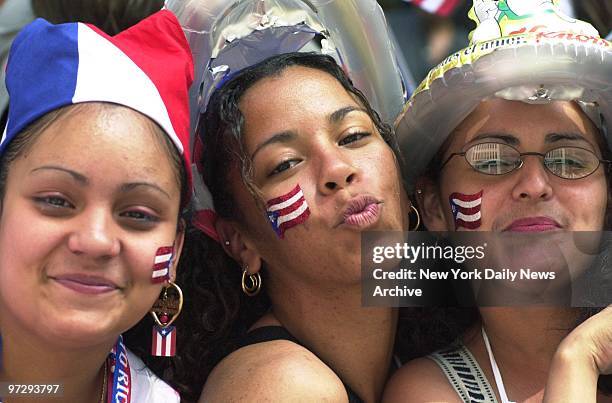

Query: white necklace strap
[482,327,516,403]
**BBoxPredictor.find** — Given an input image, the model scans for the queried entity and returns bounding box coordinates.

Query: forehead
[238,66,360,137]
[447,99,603,148]
[17,104,177,182]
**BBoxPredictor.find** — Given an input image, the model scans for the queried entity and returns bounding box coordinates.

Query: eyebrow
[545,132,591,145]
[467,132,593,148]
[467,133,520,146]
[329,106,366,124]
[30,166,171,199]
[251,106,367,159]
[251,131,297,159]
[30,166,88,185]
[120,182,171,200]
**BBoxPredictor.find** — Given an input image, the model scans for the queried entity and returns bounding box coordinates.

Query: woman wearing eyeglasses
[384,0,612,402]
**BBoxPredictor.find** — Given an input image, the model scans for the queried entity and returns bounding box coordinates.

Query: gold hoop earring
[409,204,421,231]
[241,266,261,296]
[150,280,183,357]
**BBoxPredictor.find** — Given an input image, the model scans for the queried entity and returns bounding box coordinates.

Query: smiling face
[0,104,183,349]
[225,66,408,286]
[419,99,608,233]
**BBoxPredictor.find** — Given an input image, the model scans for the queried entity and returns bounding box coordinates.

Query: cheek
[0,204,56,294]
[0,208,61,333]
[561,180,608,229]
[356,145,404,205]
[362,146,397,181]
[124,238,176,293]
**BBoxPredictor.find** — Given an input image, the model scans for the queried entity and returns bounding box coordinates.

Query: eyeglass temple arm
[439,152,465,170]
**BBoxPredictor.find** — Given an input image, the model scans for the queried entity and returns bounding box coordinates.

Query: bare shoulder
[200,339,348,402]
[382,357,461,403]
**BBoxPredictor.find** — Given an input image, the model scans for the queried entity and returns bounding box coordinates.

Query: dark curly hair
[167,52,404,402]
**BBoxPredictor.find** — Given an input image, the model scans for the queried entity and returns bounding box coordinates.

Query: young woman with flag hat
[0,9,193,403]
[385,0,612,401]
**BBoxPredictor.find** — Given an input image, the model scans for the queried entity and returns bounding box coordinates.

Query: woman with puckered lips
[177,52,413,403]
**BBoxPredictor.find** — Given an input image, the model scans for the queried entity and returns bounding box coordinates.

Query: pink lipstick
[503,217,562,232]
[341,195,382,228]
[51,274,119,295]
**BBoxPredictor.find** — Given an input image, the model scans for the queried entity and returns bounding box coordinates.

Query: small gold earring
[241,265,262,296]
[409,205,421,231]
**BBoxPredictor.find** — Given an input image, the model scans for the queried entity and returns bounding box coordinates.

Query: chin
[36,309,125,349]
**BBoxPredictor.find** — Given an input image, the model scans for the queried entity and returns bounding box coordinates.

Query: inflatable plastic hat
[166,0,409,240]
[1,10,194,200]
[396,0,612,187]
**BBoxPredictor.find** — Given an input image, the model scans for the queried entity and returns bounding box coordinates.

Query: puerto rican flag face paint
[449,190,483,230]
[151,246,173,283]
[266,184,310,238]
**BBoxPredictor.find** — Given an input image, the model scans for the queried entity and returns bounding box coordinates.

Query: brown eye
[34,196,74,209]
[120,210,159,222]
[269,159,301,177]
[339,132,371,146]
[117,208,161,231]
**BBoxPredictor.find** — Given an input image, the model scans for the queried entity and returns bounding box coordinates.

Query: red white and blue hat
[0,9,194,198]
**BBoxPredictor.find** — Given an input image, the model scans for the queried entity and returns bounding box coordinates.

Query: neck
[480,307,577,364]
[268,278,397,403]
[0,319,112,403]
[475,307,579,399]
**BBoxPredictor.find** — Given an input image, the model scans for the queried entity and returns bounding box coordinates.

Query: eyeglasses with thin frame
[440,142,612,179]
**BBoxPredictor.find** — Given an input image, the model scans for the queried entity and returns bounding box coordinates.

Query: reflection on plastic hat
[396,0,612,189]
[166,0,409,241]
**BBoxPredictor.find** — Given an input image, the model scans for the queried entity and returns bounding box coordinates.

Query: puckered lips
[337,194,383,229]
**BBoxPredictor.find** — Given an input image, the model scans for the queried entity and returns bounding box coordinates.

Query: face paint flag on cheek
[449,190,483,230]
[151,246,174,283]
[266,184,310,239]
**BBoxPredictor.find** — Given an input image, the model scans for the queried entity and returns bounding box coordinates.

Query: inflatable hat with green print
[396,0,611,188]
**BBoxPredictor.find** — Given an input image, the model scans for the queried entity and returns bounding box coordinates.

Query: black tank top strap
[237,326,365,403]
[237,325,300,348]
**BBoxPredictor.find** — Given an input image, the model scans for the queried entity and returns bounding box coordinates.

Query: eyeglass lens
[464,143,600,179]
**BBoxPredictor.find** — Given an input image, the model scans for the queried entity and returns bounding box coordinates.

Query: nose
[511,155,554,201]
[317,148,359,194]
[67,208,120,258]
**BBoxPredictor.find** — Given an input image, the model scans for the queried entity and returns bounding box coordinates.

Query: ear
[169,219,186,281]
[215,217,263,275]
[415,176,450,231]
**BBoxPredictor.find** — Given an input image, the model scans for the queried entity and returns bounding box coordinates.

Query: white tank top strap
[481,327,516,403]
